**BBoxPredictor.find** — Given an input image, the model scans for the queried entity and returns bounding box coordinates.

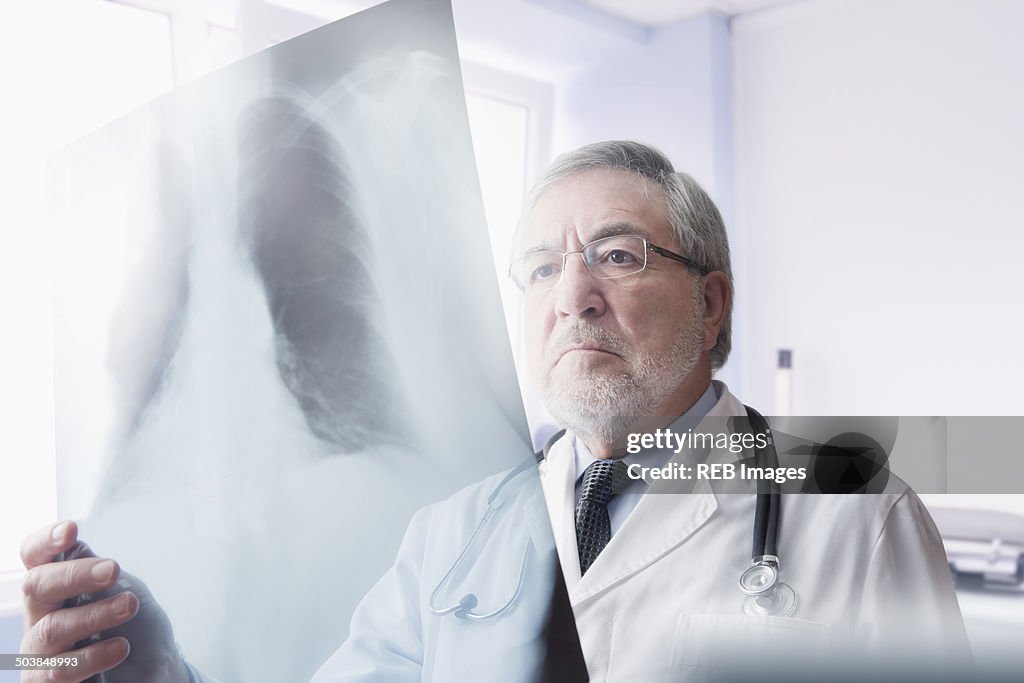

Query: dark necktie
[575,459,627,575]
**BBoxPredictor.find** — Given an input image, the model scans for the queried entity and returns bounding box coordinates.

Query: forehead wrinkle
[586,220,653,243]
[516,169,667,257]
[523,240,559,256]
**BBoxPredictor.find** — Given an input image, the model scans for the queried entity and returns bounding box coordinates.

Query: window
[0,0,175,606]
[465,93,530,316]
[462,64,554,446]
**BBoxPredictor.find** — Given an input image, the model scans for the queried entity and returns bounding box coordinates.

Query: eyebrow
[589,222,653,242]
[520,222,654,256]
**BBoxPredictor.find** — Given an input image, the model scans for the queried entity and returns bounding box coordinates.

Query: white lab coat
[540,383,970,680]
[311,462,560,682]
[312,383,970,682]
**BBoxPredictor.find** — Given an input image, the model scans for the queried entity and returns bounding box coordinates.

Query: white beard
[540,309,705,447]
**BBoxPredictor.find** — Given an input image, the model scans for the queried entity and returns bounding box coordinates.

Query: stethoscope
[427,462,533,620]
[428,405,798,620]
[738,406,798,617]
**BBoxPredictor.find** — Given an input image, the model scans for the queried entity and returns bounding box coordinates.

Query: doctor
[21,140,968,682]
[317,140,970,679]
[316,140,970,680]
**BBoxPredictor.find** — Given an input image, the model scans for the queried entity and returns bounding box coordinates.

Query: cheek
[609,293,662,336]
[616,289,694,349]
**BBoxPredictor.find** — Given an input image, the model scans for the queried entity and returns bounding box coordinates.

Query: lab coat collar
[539,381,746,605]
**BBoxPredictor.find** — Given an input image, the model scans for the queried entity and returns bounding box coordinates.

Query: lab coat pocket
[668,613,832,681]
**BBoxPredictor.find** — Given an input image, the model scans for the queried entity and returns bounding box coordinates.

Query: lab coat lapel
[539,436,583,591]
[568,383,747,606]
[540,434,716,605]
[569,477,718,605]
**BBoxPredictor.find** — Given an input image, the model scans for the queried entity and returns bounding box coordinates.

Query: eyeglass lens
[511,235,649,292]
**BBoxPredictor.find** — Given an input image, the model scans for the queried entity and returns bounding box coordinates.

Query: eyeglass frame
[507,234,709,292]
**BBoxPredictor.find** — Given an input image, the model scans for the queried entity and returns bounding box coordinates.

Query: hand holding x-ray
[19,520,188,683]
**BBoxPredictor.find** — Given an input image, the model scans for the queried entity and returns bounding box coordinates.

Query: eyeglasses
[508,234,708,293]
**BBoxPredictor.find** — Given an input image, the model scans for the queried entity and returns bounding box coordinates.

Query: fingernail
[112,592,134,618]
[51,521,69,544]
[102,636,130,659]
[92,559,116,583]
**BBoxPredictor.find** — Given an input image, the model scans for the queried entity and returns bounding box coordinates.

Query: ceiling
[575,0,807,26]
[272,0,811,28]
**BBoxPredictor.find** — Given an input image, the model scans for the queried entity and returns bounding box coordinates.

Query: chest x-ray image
[48,1,541,680]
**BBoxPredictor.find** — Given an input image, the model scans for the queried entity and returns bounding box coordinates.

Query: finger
[20,520,81,569]
[21,637,130,683]
[23,591,139,656]
[22,557,121,627]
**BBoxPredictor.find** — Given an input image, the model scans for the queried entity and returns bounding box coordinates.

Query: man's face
[520,168,710,442]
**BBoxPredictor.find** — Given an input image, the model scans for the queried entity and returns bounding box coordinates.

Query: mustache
[547,323,631,361]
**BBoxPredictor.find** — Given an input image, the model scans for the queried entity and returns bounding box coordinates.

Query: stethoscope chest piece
[739,555,798,617]
[739,561,778,596]
[741,580,798,617]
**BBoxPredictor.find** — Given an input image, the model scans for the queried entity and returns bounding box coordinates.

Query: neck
[581,368,714,458]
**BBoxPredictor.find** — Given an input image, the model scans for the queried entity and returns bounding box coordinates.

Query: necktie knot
[578,459,627,506]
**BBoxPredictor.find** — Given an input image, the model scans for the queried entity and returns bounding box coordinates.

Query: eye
[530,263,561,282]
[605,249,639,266]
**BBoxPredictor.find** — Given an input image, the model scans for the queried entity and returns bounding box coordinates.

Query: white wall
[553,12,739,392]
[552,14,726,176]
[453,1,733,201]
[733,0,1024,415]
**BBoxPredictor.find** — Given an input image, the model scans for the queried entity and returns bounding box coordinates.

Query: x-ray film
[49,1,546,680]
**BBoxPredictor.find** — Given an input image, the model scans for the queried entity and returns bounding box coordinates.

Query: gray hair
[521,140,733,370]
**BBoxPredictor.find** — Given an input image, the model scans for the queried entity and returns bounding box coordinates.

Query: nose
[553,252,606,320]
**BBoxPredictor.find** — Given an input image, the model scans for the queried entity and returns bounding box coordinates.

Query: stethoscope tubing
[427,459,536,620]
[431,407,796,621]
[744,406,781,560]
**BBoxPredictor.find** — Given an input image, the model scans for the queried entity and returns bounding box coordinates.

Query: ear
[700,271,730,352]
